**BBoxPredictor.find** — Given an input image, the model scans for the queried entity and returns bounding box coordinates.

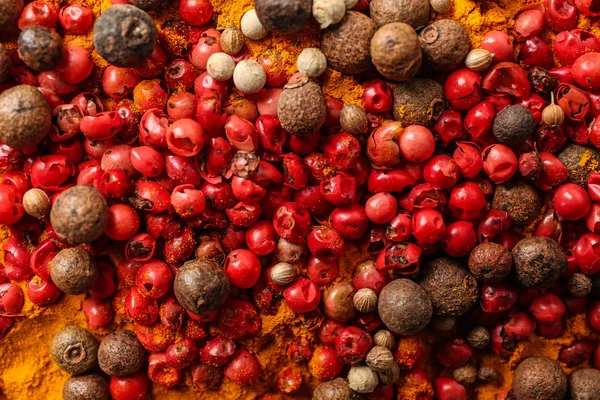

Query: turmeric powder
[0,0,598,399]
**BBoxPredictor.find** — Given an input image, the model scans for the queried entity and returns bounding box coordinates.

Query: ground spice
[0,0,598,399]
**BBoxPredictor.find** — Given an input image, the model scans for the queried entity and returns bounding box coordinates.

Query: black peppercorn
[62,374,110,400]
[18,26,63,72]
[255,0,312,34]
[392,79,444,127]
[558,144,600,187]
[512,357,567,400]
[50,326,99,375]
[491,181,542,227]
[0,0,23,33]
[493,104,536,145]
[129,0,165,11]
[512,236,567,289]
[527,66,559,94]
[98,330,145,376]
[420,20,470,72]
[93,5,157,67]
[174,258,231,314]
[0,43,11,83]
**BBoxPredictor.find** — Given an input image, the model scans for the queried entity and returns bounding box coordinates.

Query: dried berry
[493,104,536,145]
[491,181,542,227]
[50,326,99,375]
[453,364,477,386]
[468,242,512,283]
[0,0,23,33]
[340,104,368,135]
[558,144,600,187]
[370,0,430,29]
[313,0,345,29]
[0,85,52,149]
[370,22,422,82]
[512,357,567,400]
[93,5,157,67]
[269,262,297,286]
[313,378,358,400]
[512,237,567,289]
[467,326,490,349]
[567,273,592,298]
[392,79,444,127]
[420,20,470,72]
[17,26,63,72]
[0,43,12,83]
[50,185,108,244]
[373,330,395,351]
[366,346,394,372]
[241,9,268,40]
[348,365,379,394]
[50,248,98,295]
[568,369,600,400]
[174,258,231,314]
[378,278,433,335]
[419,257,478,317]
[220,25,245,55]
[62,374,109,400]
[377,362,400,385]
[465,49,494,72]
[255,0,312,33]
[277,77,326,137]
[321,11,376,74]
[98,330,145,376]
[23,188,51,219]
[353,288,377,313]
[297,47,327,78]
[129,0,165,11]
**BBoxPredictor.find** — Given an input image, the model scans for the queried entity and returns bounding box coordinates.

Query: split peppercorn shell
[50,326,99,375]
[0,84,52,149]
[18,26,63,72]
[93,5,157,68]
[254,0,312,34]
[277,77,326,137]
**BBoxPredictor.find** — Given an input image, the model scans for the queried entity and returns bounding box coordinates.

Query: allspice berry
[512,236,567,289]
[468,242,512,283]
[220,25,245,55]
[354,288,378,313]
[0,0,23,33]
[558,144,600,187]
[420,19,470,71]
[93,5,157,67]
[419,257,478,317]
[0,44,12,83]
[366,346,394,372]
[129,0,164,11]
[378,278,433,335]
[493,104,536,145]
[277,77,326,137]
[18,26,63,72]
[491,181,542,227]
[23,188,51,219]
[431,316,457,332]
[467,326,490,349]
[313,378,357,400]
[392,79,444,127]
[370,0,430,29]
[321,11,376,74]
[430,0,451,14]
[98,330,145,376]
[0,84,52,149]
[453,364,477,386]
[512,357,567,400]
[50,326,99,375]
[568,368,600,400]
[567,273,592,298]
[50,247,98,295]
[50,185,108,244]
[373,330,395,351]
[348,365,379,394]
[62,374,110,400]
[340,104,368,134]
[174,258,231,314]
[269,262,297,286]
[255,0,312,34]
[478,366,498,382]
[370,22,422,82]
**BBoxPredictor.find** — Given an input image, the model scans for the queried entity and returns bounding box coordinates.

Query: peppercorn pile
[0,0,600,399]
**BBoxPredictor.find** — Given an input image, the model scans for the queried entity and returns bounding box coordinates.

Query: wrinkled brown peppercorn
[512,357,567,400]
[321,11,376,75]
[18,26,63,72]
[98,330,145,376]
[62,374,110,400]
[370,22,422,82]
[527,66,559,94]
[0,0,23,33]
[277,77,326,137]
[558,144,600,187]
[369,0,430,29]
[174,258,231,314]
[468,242,513,283]
[50,247,98,295]
[313,378,359,400]
[255,0,312,34]
[392,79,444,127]
[512,236,567,289]
[478,366,498,382]
[492,181,542,227]
[467,326,490,349]
[419,257,478,317]
[50,326,99,375]
[93,5,157,67]
[378,278,433,335]
[493,104,536,145]
[420,19,470,72]
[0,44,11,83]
[567,273,593,297]
[568,368,600,400]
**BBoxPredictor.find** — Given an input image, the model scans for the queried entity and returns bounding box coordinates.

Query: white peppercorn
[366,346,394,372]
[297,47,328,78]
[207,52,235,82]
[313,0,346,29]
[240,9,268,40]
[373,330,395,351]
[348,365,379,393]
[269,262,297,286]
[353,288,378,313]
[233,59,266,94]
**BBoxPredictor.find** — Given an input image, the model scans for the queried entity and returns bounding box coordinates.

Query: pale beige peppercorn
[269,262,297,286]
[373,330,395,350]
[348,365,379,393]
[365,346,394,372]
[340,104,368,134]
[233,59,266,94]
[23,188,51,219]
[353,288,377,313]
[207,52,235,82]
[220,25,245,55]
[240,9,268,40]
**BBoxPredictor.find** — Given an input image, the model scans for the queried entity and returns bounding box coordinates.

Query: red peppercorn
[334,326,373,365]
[529,293,566,324]
[110,373,148,400]
[572,52,600,91]
[442,221,477,258]
[554,183,591,220]
[482,144,518,183]
[18,1,59,29]
[434,377,467,400]
[284,278,321,313]
[481,31,514,63]
[83,298,114,329]
[503,311,536,340]
[27,277,62,307]
[588,301,600,332]
[445,69,483,110]
[307,256,339,286]
[559,340,596,366]
[483,62,531,99]
[412,208,446,245]
[399,125,435,163]
[223,348,260,386]
[465,102,496,138]
[481,283,519,313]
[365,193,397,224]
[224,249,261,289]
[105,204,140,241]
[545,0,579,31]
[362,80,393,113]
[307,226,345,262]
[309,346,343,380]
[449,182,486,221]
